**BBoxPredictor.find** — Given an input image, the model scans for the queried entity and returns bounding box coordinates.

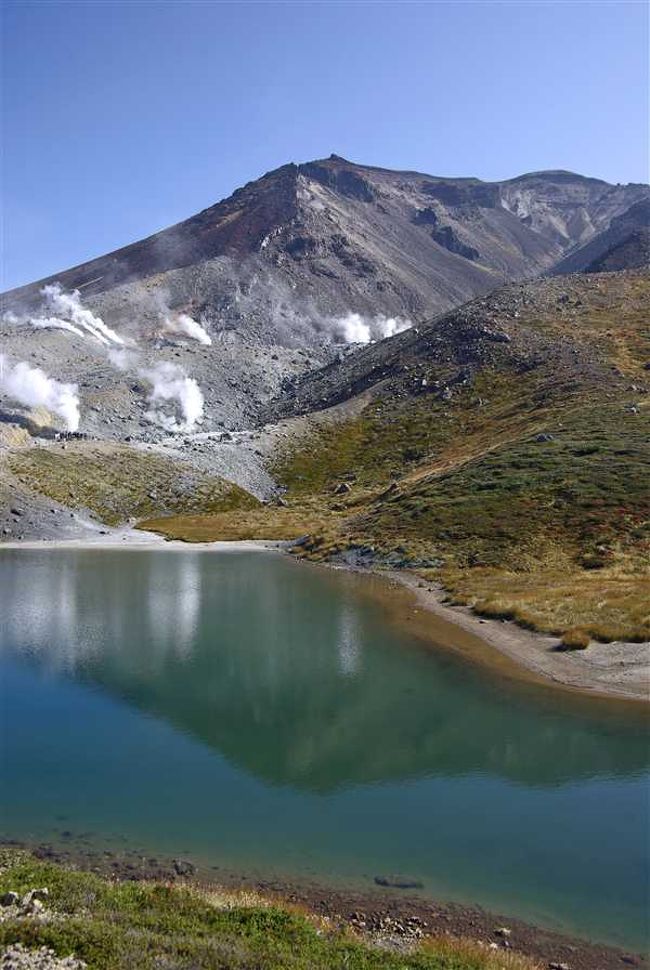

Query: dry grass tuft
[558,628,592,650]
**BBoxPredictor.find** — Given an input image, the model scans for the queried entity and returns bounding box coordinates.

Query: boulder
[173,858,195,877]
[373,875,424,889]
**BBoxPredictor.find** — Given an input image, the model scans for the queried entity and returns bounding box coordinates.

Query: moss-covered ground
[6,443,259,527]
[0,851,537,970]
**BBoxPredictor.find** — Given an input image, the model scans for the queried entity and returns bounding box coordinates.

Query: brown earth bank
[2,840,646,970]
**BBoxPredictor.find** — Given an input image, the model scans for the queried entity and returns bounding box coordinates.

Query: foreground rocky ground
[0,848,646,970]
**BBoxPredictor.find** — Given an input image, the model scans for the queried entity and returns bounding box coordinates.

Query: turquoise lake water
[0,548,647,949]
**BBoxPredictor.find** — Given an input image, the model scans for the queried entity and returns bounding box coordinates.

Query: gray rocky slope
[4,156,647,321]
[1,155,646,441]
[550,198,649,275]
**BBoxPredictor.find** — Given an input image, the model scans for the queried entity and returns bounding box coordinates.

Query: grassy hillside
[0,851,536,970]
[147,272,650,644]
[6,443,259,527]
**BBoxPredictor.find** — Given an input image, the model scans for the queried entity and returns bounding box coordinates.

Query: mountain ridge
[3,155,647,317]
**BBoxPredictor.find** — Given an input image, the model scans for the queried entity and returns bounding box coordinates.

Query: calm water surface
[0,549,648,949]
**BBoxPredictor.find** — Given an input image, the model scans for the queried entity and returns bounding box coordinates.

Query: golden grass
[419,936,542,970]
[139,503,338,542]
[558,628,591,650]
[438,567,650,642]
[7,442,258,526]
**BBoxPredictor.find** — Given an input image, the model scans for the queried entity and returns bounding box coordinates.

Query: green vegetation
[0,851,537,970]
[271,368,566,499]
[353,401,649,571]
[7,443,259,526]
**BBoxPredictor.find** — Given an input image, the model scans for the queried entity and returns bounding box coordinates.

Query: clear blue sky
[2,0,648,290]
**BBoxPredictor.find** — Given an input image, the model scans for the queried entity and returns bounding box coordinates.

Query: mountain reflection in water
[1,548,646,793]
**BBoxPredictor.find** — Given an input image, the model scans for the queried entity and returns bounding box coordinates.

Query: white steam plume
[334,313,412,344]
[139,362,204,432]
[339,313,371,344]
[107,347,137,371]
[162,313,212,346]
[30,284,125,347]
[0,353,80,431]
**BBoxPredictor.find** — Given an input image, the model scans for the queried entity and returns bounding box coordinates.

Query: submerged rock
[172,858,195,877]
[373,875,424,890]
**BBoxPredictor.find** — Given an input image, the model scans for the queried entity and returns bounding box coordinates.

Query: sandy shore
[2,529,648,703]
[0,526,287,553]
[380,570,649,704]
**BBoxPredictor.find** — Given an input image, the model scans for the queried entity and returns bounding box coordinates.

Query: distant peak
[506,169,609,186]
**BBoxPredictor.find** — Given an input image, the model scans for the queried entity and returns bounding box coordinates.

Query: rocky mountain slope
[1,156,646,446]
[585,228,650,272]
[4,156,646,321]
[551,198,649,275]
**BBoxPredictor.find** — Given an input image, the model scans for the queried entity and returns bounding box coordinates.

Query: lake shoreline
[284,553,649,705]
[0,531,286,553]
[1,530,648,703]
[364,567,649,705]
[3,839,645,969]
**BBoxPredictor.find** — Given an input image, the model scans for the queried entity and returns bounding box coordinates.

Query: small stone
[173,858,195,876]
[494,926,512,937]
[25,897,45,914]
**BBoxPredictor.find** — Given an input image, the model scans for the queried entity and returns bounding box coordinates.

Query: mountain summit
[3,155,647,332]
[1,156,647,440]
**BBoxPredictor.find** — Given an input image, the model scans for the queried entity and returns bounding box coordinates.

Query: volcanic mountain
[2,155,646,439]
[3,155,647,329]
